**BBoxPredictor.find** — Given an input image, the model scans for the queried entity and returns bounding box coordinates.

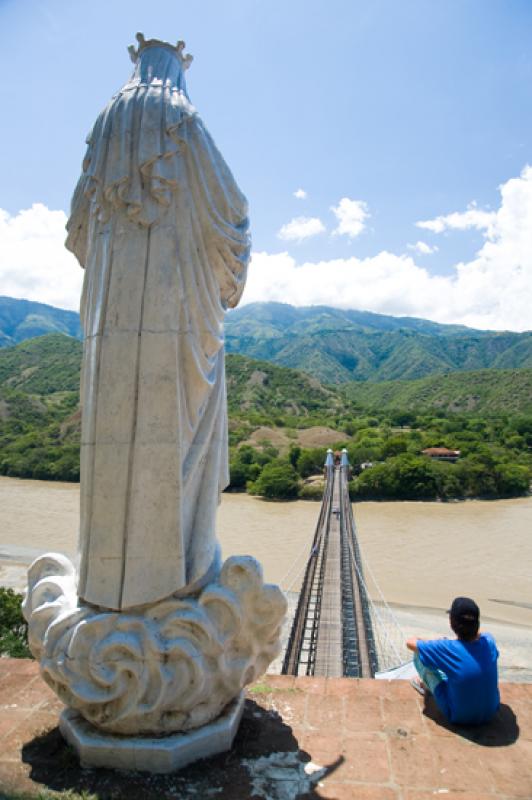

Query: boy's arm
[406,637,431,652]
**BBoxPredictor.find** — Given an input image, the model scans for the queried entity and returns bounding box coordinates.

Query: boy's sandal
[410,679,426,697]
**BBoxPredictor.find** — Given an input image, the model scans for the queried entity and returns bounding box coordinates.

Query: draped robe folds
[66,41,250,611]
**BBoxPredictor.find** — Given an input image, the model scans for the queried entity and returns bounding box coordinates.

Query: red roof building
[422,447,460,461]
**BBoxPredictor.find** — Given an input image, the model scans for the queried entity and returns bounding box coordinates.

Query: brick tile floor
[0,659,530,799]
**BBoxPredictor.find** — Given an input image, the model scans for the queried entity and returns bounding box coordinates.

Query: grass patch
[248,682,273,694]
[1,791,99,800]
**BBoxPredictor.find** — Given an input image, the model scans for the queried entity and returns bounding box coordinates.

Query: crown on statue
[128,32,193,70]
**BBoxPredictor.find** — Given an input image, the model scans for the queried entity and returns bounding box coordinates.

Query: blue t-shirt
[417,633,500,725]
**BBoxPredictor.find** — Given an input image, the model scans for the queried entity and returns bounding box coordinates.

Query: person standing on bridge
[406,597,500,725]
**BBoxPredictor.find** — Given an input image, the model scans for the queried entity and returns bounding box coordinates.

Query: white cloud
[277,216,326,242]
[3,166,532,333]
[243,249,452,319]
[407,240,438,255]
[331,197,369,239]
[416,203,496,235]
[0,204,82,310]
[293,188,307,200]
[242,166,532,331]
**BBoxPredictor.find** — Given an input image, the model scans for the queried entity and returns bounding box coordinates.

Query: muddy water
[0,476,80,557]
[354,498,532,629]
[1,476,531,633]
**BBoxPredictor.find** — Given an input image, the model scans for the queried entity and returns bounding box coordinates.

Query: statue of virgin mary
[66,34,250,611]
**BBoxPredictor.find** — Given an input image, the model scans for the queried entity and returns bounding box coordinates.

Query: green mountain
[0,334,82,394]
[0,337,81,482]
[225,303,532,383]
[0,296,82,347]
[0,335,339,417]
[226,354,341,418]
[2,297,531,384]
[1,333,531,421]
[344,369,532,415]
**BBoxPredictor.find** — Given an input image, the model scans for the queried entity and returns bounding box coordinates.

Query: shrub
[0,587,31,659]
[493,462,531,497]
[228,458,261,489]
[296,447,327,478]
[299,482,324,500]
[249,461,300,499]
[227,461,248,490]
[431,460,465,500]
[382,436,408,459]
[288,444,301,468]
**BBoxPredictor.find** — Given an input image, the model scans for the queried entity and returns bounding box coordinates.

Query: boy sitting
[406,597,500,725]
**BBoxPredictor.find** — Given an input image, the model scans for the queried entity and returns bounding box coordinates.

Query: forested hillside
[0,334,530,501]
[344,368,532,415]
[0,297,81,347]
[2,297,532,384]
[0,334,82,393]
[225,303,532,383]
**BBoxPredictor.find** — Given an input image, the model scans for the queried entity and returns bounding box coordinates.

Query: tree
[237,445,256,465]
[509,416,532,447]
[228,461,248,490]
[389,410,416,428]
[296,447,327,478]
[288,444,301,468]
[382,436,408,459]
[347,441,384,466]
[353,454,438,500]
[455,456,498,498]
[494,462,530,497]
[228,456,261,489]
[431,460,464,500]
[249,461,300,499]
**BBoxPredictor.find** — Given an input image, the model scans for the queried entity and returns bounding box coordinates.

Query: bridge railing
[339,465,379,677]
[281,464,334,675]
[282,458,407,677]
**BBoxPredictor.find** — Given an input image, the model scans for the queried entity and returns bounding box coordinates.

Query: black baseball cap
[447,597,480,622]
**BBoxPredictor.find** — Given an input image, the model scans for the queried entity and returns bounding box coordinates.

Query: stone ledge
[0,658,531,798]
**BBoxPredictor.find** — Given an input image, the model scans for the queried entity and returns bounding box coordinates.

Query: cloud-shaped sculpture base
[23,553,286,736]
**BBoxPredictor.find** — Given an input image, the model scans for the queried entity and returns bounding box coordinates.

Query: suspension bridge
[281,449,409,679]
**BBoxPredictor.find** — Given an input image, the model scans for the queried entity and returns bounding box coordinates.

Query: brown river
[1,476,531,679]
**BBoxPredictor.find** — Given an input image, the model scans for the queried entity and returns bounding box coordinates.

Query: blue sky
[1,0,532,330]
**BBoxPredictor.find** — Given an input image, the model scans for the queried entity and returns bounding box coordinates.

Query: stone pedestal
[23,553,286,744]
[59,693,245,773]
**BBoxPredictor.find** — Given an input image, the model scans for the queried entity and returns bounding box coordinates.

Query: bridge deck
[313,469,343,676]
[282,462,377,678]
